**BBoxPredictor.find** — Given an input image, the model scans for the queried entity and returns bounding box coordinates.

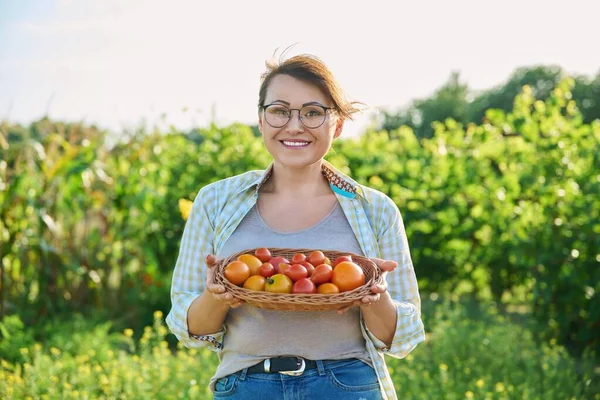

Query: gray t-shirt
[212,202,371,386]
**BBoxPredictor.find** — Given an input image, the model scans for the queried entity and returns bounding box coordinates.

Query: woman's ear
[333,118,345,139]
[258,112,264,135]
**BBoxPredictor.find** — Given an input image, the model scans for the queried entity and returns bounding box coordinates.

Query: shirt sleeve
[364,196,425,358]
[165,188,224,350]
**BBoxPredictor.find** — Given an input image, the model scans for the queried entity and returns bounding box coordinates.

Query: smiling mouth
[280,140,311,148]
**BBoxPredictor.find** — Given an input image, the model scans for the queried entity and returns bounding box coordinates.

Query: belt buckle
[279,357,306,376]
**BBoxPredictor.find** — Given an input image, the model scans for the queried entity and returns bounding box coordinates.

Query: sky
[1,0,599,138]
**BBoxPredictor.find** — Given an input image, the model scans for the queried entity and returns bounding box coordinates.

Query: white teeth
[282,141,309,147]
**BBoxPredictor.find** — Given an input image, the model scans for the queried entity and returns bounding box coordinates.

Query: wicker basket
[213,248,383,311]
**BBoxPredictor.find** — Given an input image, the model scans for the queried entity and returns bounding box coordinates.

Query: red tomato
[269,257,289,272]
[331,261,365,292]
[291,253,307,264]
[259,262,275,278]
[277,263,290,275]
[284,264,308,282]
[254,248,272,263]
[307,251,325,266]
[333,255,353,267]
[310,264,333,285]
[292,278,316,294]
[300,261,315,277]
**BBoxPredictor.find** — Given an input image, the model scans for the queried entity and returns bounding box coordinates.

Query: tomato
[307,250,325,266]
[277,263,290,275]
[259,262,275,278]
[284,264,308,282]
[237,254,263,276]
[224,261,251,286]
[331,261,365,292]
[323,257,332,266]
[310,264,333,285]
[317,283,340,294]
[292,278,316,294]
[333,255,353,267]
[269,257,289,272]
[300,261,315,277]
[265,274,293,294]
[291,253,307,264]
[243,275,266,291]
[254,247,272,262]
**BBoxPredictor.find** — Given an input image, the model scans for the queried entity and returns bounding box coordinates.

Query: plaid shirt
[166,160,425,400]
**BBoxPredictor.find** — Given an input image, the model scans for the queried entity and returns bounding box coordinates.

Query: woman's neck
[261,161,331,198]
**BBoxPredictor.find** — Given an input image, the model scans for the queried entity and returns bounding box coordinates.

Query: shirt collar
[239,160,367,202]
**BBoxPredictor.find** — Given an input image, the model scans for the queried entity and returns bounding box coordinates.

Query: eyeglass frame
[260,103,336,129]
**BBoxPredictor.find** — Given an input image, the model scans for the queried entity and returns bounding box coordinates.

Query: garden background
[1,64,599,399]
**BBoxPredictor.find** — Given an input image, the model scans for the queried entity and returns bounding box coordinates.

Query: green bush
[1,80,598,355]
[1,302,596,399]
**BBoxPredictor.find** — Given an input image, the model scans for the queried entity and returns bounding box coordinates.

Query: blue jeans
[213,359,383,399]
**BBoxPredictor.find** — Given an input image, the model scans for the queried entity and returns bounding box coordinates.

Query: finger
[213,292,235,302]
[337,300,359,315]
[205,254,218,267]
[379,260,397,272]
[369,258,397,271]
[361,294,380,304]
[230,300,245,308]
[370,284,387,294]
[206,283,226,294]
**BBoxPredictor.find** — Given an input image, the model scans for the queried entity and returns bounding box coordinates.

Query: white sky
[1,0,599,137]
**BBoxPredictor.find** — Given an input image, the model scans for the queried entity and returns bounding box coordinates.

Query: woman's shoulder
[356,184,399,213]
[195,169,265,202]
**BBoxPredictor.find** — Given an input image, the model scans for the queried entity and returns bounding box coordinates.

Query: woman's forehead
[265,74,329,105]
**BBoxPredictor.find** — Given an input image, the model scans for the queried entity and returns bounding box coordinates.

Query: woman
[166,53,425,400]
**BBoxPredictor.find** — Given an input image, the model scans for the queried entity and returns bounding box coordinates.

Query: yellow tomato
[238,254,263,276]
[243,275,266,291]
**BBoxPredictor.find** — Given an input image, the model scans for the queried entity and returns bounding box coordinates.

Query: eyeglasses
[261,103,335,129]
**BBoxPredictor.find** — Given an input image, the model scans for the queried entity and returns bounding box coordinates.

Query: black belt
[247,357,344,376]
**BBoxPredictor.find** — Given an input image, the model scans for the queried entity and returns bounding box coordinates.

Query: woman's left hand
[337,258,397,314]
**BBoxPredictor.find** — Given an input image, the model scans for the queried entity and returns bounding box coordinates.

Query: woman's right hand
[205,254,244,308]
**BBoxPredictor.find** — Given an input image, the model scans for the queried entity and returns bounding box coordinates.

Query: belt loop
[316,360,326,376]
[239,368,248,380]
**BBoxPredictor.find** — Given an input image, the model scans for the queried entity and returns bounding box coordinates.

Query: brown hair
[258,53,363,121]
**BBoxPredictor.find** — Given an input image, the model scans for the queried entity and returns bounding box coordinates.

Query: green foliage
[1,302,596,399]
[1,79,598,357]
[380,66,600,139]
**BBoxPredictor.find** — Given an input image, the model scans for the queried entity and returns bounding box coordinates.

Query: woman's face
[258,74,343,169]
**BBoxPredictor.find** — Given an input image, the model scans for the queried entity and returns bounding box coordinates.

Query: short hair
[258,53,363,121]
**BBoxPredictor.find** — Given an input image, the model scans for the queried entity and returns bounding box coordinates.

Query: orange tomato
[307,250,325,266]
[265,274,293,294]
[238,254,263,276]
[224,261,251,285]
[317,283,340,294]
[243,275,266,291]
[331,261,365,292]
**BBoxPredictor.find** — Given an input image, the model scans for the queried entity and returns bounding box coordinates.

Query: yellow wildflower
[465,391,474,399]
[50,347,61,356]
[124,328,134,338]
[476,379,484,388]
[154,310,164,320]
[439,363,448,371]
[178,199,193,221]
[495,382,505,392]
